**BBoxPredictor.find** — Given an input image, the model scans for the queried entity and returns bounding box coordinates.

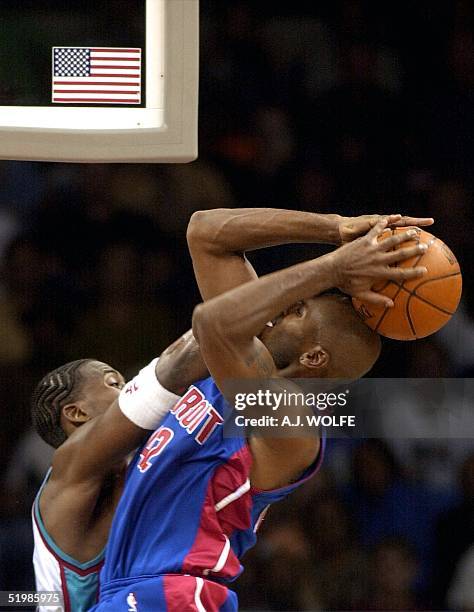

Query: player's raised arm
[38,331,207,488]
[187,208,434,301]
[192,221,428,489]
[30,329,207,579]
[187,208,342,300]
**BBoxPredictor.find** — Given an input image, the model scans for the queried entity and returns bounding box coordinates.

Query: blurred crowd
[1,1,474,610]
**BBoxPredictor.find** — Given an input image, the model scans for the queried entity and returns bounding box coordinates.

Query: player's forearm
[187,208,343,254]
[155,330,208,395]
[193,254,337,342]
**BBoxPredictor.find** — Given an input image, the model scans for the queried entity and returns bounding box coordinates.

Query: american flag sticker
[52,47,142,104]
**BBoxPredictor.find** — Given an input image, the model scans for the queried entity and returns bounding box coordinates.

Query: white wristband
[119,358,180,430]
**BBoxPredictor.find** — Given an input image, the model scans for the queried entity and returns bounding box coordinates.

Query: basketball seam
[405,290,452,337]
[405,271,461,295]
[398,284,459,315]
[405,294,418,337]
[374,280,405,332]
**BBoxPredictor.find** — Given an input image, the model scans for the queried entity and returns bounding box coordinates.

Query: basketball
[352,228,462,340]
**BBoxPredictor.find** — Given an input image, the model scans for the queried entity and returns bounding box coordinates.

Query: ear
[62,402,90,425]
[299,344,330,370]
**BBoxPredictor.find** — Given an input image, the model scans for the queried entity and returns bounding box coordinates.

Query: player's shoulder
[51,418,96,466]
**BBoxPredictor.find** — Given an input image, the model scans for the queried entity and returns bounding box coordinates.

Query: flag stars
[53,48,90,77]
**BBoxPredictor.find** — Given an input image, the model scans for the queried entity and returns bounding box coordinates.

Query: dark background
[1,1,474,610]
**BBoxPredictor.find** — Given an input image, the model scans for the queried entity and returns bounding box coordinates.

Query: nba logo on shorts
[127,592,138,612]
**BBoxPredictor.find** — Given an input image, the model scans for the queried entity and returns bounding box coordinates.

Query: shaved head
[311,294,382,378]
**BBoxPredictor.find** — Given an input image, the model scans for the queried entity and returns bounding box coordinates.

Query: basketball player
[88,208,433,612]
[31,333,208,612]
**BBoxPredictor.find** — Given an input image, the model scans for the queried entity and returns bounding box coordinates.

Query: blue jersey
[97,377,324,609]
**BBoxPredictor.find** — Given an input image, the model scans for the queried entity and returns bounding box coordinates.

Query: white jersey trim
[194,577,207,612]
[214,479,250,512]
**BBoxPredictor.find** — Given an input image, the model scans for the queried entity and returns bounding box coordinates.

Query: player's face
[259,298,323,370]
[79,361,126,418]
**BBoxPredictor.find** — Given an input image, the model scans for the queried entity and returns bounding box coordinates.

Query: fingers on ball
[382,243,428,264]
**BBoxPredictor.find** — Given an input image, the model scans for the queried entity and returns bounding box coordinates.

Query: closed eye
[294,301,305,317]
[105,375,125,390]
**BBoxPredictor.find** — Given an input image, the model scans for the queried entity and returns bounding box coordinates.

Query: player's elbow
[192,303,215,343]
[187,209,232,252]
[187,210,213,249]
[192,302,231,345]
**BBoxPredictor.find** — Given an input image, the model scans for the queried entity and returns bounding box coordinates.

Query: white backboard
[0,0,199,162]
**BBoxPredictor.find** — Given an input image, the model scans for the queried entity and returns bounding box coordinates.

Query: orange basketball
[352,228,462,340]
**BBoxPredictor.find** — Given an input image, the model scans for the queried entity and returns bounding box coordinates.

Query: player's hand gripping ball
[352,228,462,340]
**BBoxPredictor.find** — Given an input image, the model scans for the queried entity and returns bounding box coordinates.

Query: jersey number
[137,427,174,473]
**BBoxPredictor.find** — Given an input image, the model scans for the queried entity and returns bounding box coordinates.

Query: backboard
[0,0,199,162]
